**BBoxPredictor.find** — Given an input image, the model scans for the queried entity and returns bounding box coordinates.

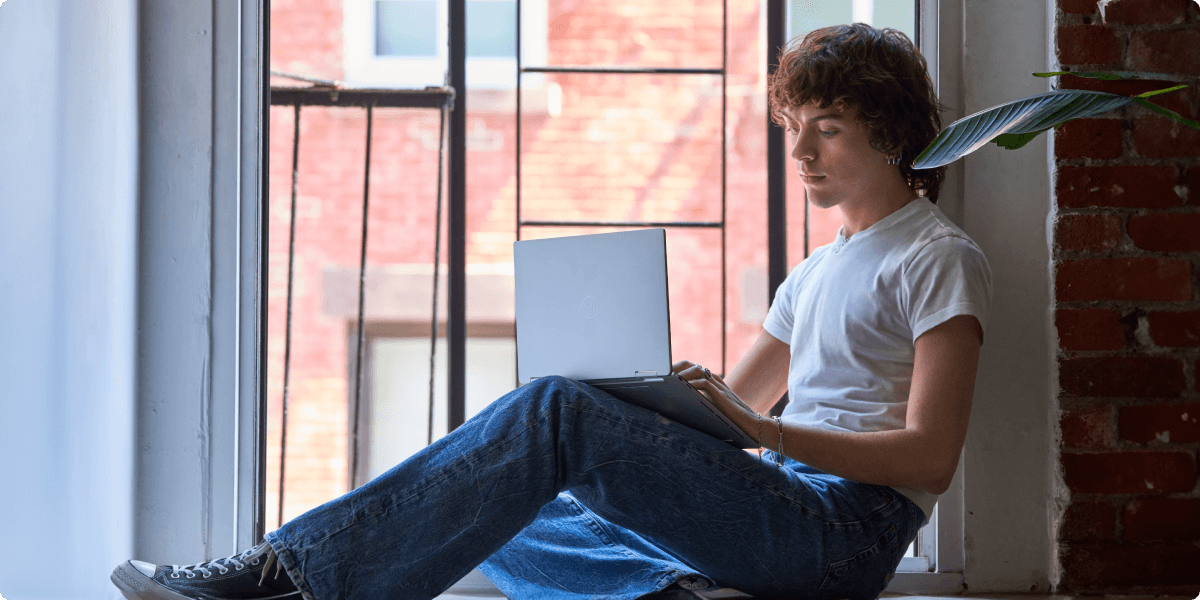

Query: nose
[790,127,815,164]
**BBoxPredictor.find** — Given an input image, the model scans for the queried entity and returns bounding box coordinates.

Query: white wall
[956,0,1057,591]
[0,1,262,597]
[0,1,138,599]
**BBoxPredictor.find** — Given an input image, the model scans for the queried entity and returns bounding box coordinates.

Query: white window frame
[343,0,547,89]
[884,0,966,592]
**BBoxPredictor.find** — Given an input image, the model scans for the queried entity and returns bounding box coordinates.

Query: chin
[805,190,840,210]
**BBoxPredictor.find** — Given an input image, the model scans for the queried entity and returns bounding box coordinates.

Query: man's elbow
[922,475,952,496]
[919,458,959,496]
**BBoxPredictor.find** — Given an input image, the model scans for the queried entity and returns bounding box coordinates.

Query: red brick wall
[1054,0,1200,592]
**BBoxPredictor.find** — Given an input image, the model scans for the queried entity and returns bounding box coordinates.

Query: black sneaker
[110,541,301,600]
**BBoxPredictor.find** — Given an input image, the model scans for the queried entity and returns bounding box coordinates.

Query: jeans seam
[571,403,825,519]
[293,418,542,554]
[821,494,904,528]
[564,494,620,548]
[264,532,319,600]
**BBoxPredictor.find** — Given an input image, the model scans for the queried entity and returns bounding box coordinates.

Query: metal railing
[269,77,456,524]
[514,0,735,375]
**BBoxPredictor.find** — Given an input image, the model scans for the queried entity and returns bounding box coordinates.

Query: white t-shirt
[762,198,992,519]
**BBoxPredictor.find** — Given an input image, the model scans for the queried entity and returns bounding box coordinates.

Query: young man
[112,23,990,600]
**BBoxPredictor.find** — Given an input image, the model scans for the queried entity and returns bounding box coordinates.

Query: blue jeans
[265,376,923,600]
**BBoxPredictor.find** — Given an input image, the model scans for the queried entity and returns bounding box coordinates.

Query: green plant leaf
[1134,84,1189,99]
[913,90,1132,169]
[1130,97,1200,129]
[1033,71,1182,81]
[992,129,1051,150]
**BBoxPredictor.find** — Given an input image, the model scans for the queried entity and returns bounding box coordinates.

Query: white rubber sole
[110,562,194,600]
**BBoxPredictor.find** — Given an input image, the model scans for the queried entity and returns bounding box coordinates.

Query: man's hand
[672,360,758,429]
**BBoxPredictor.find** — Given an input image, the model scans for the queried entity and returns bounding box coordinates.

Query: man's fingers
[688,377,716,401]
[676,363,707,381]
[672,360,696,375]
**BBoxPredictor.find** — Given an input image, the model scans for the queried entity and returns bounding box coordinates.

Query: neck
[838,177,919,238]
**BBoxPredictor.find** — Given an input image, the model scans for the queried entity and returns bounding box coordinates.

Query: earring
[887,154,901,166]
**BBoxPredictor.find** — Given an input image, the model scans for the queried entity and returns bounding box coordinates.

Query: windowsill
[435,568,972,599]
[438,589,1197,600]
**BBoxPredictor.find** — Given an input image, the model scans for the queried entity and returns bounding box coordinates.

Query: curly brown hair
[767,23,945,202]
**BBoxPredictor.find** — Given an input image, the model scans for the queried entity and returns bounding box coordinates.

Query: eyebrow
[783,112,844,125]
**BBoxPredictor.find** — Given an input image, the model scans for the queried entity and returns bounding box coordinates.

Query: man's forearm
[741,412,958,495]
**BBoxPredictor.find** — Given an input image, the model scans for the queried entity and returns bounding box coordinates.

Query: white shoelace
[168,545,262,580]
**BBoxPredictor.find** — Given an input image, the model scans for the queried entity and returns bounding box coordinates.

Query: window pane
[368,337,516,478]
[873,0,916,42]
[788,0,915,42]
[468,0,517,58]
[518,72,724,224]
[518,226,724,373]
[376,0,438,57]
[789,0,851,38]
[266,106,373,525]
[543,0,723,69]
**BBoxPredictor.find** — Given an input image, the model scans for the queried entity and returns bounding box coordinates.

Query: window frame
[263,0,967,589]
[884,0,967,591]
[342,0,548,89]
[349,320,516,489]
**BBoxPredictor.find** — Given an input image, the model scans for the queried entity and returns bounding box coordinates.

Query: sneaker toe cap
[129,560,157,577]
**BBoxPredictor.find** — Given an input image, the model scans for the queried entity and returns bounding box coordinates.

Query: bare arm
[723,330,790,414]
[684,314,982,495]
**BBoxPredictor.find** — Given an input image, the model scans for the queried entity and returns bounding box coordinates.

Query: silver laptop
[514,229,757,448]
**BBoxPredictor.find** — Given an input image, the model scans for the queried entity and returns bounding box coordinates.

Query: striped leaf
[912,90,1132,169]
[1033,70,1184,82]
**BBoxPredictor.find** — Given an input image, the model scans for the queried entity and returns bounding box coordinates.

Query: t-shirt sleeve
[762,262,803,344]
[902,235,993,343]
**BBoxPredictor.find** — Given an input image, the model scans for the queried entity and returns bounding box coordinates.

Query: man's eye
[819,129,837,137]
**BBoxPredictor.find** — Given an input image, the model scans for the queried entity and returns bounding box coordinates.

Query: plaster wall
[957,0,1057,591]
[0,1,138,598]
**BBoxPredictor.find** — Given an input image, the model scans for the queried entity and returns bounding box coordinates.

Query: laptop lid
[514,229,673,384]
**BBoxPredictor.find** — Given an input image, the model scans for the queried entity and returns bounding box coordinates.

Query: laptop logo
[580,295,598,319]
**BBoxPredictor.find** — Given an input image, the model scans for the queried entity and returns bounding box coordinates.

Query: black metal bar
[914,0,922,49]
[804,199,810,259]
[270,87,454,109]
[520,220,724,229]
[720,0,727,377]
[522,65,724,75]
[766,0,788,418]
[766,0,787,306]
[270,69,343,88]
[447,0,467,431]
[278,101,300,528]
[257,0,271,543]
[514,0,524,392]
[350,104,374,487]
[428,105,448,446]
